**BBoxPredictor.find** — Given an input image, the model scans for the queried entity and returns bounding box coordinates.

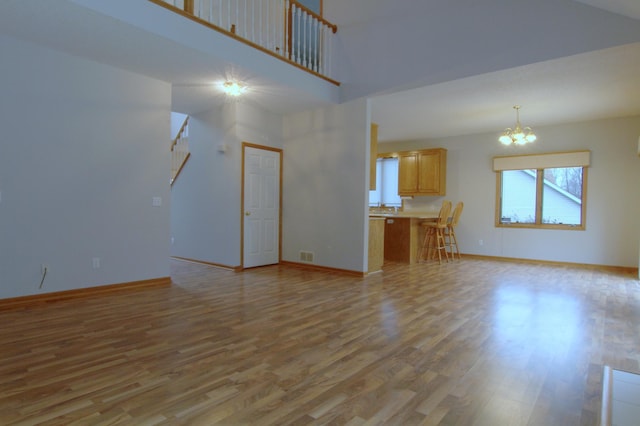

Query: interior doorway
[242,143,282,268]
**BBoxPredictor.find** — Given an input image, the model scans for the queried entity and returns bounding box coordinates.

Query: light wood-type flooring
[1,258,639,425]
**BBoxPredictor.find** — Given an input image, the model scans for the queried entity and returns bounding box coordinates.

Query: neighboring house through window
[494,151,590,230]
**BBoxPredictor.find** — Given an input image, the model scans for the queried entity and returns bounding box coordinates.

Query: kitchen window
[494,151,590,230]
[369,157,402,207]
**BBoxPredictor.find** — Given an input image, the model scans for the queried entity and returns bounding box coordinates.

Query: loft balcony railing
[149,0,338,84]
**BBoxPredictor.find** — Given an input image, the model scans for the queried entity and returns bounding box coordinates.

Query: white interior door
[243,145,281,268]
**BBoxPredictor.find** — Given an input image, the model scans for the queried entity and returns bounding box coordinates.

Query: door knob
[245,211,250,216]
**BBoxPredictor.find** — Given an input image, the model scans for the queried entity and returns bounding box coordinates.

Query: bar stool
[419,200,452,264]
[445,201,464,260]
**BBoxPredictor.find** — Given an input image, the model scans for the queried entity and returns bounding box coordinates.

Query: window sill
[496,223,585,231]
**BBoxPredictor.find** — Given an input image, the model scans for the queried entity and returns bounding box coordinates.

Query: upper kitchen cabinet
[398,148,447,196]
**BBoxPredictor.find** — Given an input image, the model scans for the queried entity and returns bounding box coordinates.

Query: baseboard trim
[0,277,172,310]
[461,253,639,275]
[171,256,242,272]
[280,261,365,277]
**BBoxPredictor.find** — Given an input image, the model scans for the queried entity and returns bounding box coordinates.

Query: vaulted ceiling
[0,0,638,143]
[357,0,640,141]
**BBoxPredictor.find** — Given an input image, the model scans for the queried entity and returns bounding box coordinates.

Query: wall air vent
[299,251,314,262]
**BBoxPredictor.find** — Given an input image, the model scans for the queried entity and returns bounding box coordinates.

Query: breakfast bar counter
[369,212,438,264]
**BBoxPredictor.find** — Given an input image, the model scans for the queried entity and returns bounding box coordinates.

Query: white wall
[282,99,370,272]
[170,101,283,267]
[0,35,171,299]
[325,0,640,101]
[379,116,640,268]
[172,98,373,273]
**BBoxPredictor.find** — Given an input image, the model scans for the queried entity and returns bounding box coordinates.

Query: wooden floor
[1,258,639,425]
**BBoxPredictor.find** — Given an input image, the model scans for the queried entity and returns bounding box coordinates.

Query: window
[494,151,589,230]
[369,157,401,207]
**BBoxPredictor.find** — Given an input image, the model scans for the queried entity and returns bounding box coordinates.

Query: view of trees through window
[499,166,585,228]
[544,167,582,198]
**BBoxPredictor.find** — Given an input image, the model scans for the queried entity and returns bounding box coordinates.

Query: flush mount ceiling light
[499,105,537,145]
[219,80,247,97]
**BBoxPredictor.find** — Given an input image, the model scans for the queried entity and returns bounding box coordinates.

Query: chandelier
[499,105,537,145]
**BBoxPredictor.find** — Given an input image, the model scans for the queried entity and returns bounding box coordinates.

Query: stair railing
[149,0,338,83]
[170,116,191,186]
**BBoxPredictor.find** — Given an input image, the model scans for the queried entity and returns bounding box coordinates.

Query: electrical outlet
[92,257,101,269]
[479,239,484,246]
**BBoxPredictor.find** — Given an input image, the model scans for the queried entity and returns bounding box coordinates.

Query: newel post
[184,0,194,14]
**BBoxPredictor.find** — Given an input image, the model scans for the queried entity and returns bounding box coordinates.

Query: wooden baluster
[295,5,300,64]
[312,18,318,72]
[308,14,314,70]
[275,0,281,53]
[273,0,278,53]
[325,23,330,76]
[326,24,332,78]
[301,10,306,67]
[269,0,278,50]
[278,0,284,56]
[299,5,304,63]
[184,0,194,14]
[299,9,304,65]
[311,14,316,70]
[304,11,309,68]
[273,0,278,52]
[329,24,333,76]
[250,0,255,43]
[259,0,263,47]
[308,13,313,69]
[266,0,270,50]
[298,6,303,64]
[318,21,323,75]
[283,0,291,58]
[290,4,296,63]
[322,25,327,78]
[241,0,245,39]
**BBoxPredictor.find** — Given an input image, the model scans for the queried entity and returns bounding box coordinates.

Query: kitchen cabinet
[382,217,429,264]
[398,148,447,196]
[368,217,385,272]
